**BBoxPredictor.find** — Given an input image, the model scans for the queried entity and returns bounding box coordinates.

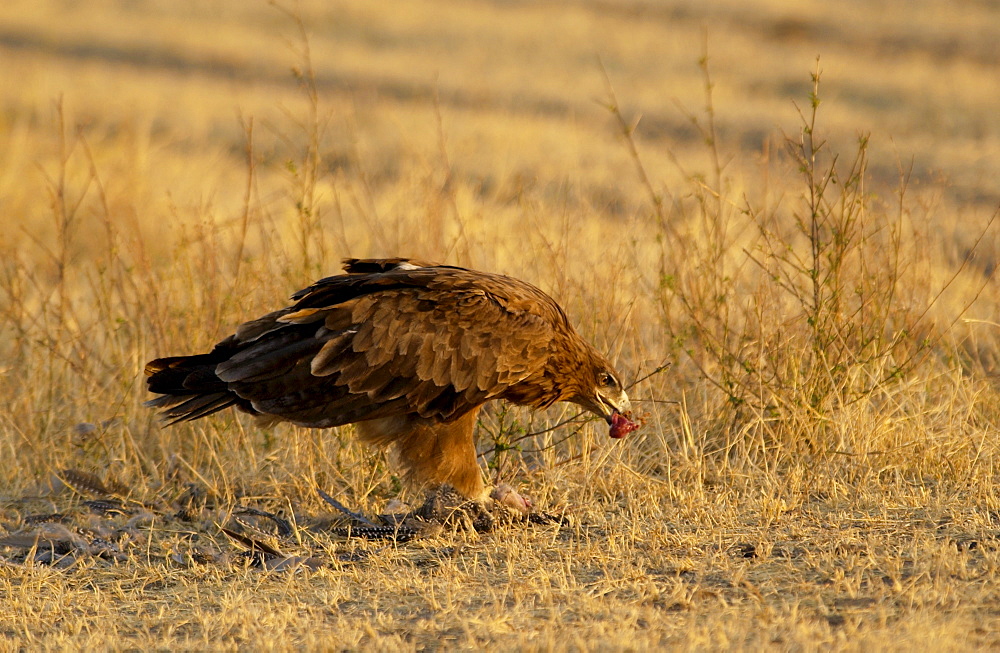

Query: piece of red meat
[609,411,639,439]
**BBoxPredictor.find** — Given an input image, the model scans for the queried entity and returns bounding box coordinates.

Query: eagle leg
[355,409,486,501]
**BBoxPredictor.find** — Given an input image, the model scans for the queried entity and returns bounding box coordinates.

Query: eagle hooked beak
[593,386,639,439]
[595,389,631,424]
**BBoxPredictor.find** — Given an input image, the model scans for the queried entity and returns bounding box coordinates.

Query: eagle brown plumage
[145,258,637,502]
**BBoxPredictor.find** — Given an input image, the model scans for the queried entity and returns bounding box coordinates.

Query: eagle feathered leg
[355,409,486,501]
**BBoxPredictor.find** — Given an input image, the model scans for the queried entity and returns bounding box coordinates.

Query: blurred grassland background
[1,0,1000,649]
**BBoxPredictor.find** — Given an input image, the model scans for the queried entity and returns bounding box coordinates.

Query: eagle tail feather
[145,353,252,423]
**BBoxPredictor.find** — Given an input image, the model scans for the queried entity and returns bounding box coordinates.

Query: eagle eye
[598,372,616,388]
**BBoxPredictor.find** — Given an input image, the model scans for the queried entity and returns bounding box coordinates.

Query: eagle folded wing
[209,278,553,429]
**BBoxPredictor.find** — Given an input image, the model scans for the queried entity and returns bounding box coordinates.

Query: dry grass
[1,0,1000,650]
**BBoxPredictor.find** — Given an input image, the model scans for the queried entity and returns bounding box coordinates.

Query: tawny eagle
[145,258,637,502]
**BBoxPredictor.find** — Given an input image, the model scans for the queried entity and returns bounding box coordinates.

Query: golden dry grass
[2,0,1000,650]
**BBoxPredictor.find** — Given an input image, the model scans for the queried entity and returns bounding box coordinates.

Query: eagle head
[572,358,638,439]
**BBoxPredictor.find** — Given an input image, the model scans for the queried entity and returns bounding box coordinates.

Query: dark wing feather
[147,260,564,428]
[250,283,552,423]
